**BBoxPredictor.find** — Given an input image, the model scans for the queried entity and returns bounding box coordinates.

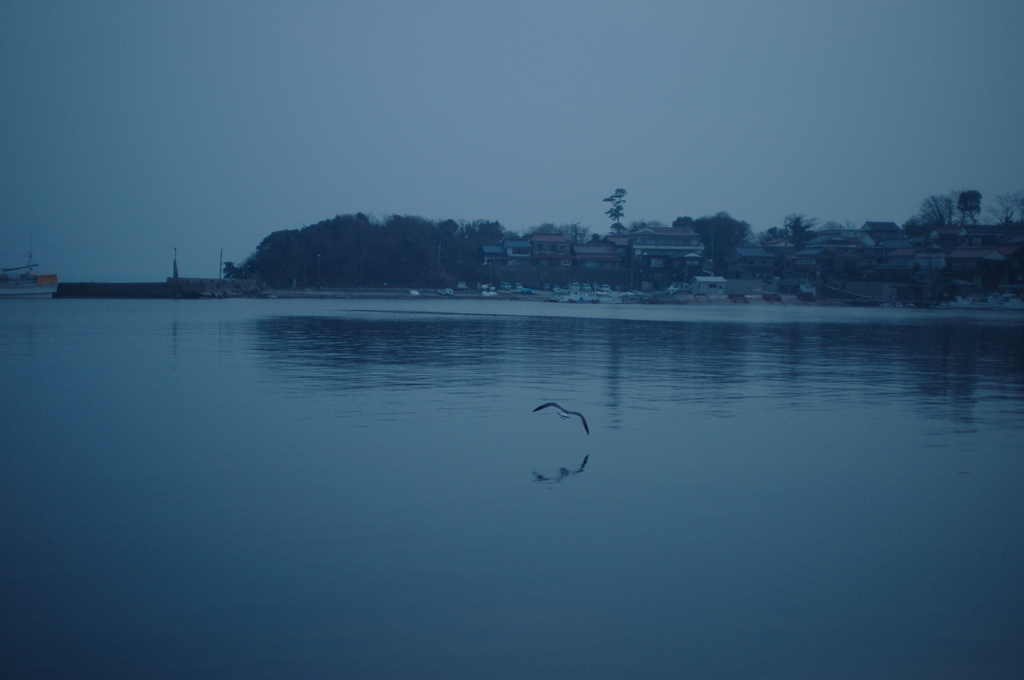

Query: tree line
[904,190,1024,233]
[224,213,507,288]
[226,188,1024,287]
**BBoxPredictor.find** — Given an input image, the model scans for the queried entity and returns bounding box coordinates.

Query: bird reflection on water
[532,455,588,484]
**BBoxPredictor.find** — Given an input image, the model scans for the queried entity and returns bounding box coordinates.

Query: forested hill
[228,213,507,288]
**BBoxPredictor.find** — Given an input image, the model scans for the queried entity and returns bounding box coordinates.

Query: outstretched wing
[534,402,589,434]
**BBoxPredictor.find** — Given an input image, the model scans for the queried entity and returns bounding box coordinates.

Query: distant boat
[945,296,989,309]
[942,294,1024,310]
[987,293,1024,310]
[0,260,58,299]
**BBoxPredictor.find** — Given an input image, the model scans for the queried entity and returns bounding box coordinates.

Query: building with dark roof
[572,243,622,268]
[530,233,572,266]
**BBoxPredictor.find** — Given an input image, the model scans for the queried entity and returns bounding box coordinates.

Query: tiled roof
[872,239,913,249]
[640,249,702,258]
[573,247,621,262]
[733,247,774,258]
[862,221,901,232]
[636,227,697,236]
[995,243,1024,257]
[947,247,994,259]
[572,243,619,255]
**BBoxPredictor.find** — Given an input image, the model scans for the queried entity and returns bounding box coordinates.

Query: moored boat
[987,293,1024,309]
[0,262,58,298]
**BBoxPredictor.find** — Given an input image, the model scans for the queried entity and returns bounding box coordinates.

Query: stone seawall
[56,282,178,298]
[55,278,259,299]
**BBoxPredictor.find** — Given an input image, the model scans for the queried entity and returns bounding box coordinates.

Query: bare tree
[987,191,1022,225]
[916,193,956,225]
[559,222,591,243]
[525,223,559,235]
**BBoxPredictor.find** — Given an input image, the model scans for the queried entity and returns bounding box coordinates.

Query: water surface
[2,299,1023,679]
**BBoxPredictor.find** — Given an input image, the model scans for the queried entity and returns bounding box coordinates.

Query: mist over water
[2,299,1023,679]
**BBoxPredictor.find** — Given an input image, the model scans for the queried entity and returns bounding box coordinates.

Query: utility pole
[219,249,223,279]
[317,253,321,290]
[710,227,715,275]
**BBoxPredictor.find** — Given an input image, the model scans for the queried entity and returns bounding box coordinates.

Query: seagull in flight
[533,402,589,434]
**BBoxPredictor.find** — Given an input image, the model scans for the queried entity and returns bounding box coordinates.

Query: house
[925,226,962,250]
[572,243,621,268]
[835,249,881,278]
[635,249,704,280]
[946,247,997,287]
[995,241,1024,287]
[481,238,532,266]
[503,238,532,265]
[530,233,571,266]
[762,237,795,255]
[603,234,631,260]
[803,232,870,250]
[791,247,836,273]
[958,225,1014,248]
[947,242,1024,288]
[690,276,727,295]
[630,226,704,259]
[871,237,914,252]
[861,221,903,243]
[481,243,507,266]
[724,247,778,279]
[873,247,918,281]
[914,243,947,271]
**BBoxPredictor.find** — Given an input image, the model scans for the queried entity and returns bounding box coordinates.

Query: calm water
[2,298,1023,679]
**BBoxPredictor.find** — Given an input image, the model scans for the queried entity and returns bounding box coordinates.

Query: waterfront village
[473,220,1024,306]
[48,214,1024,306]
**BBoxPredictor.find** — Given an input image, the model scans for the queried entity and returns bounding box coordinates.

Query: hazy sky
[2,1,1022,281]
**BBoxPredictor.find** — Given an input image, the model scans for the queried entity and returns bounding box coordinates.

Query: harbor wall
[55,278,259,299]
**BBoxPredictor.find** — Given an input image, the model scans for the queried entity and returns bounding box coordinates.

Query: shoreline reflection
[246,312,1024,430]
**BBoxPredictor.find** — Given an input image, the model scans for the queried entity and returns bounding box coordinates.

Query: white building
[690,276,727,295]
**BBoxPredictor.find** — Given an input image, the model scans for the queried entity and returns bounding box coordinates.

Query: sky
[2,1,1023,282]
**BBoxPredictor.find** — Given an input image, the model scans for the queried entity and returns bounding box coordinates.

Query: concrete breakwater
[55,278,260,299]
